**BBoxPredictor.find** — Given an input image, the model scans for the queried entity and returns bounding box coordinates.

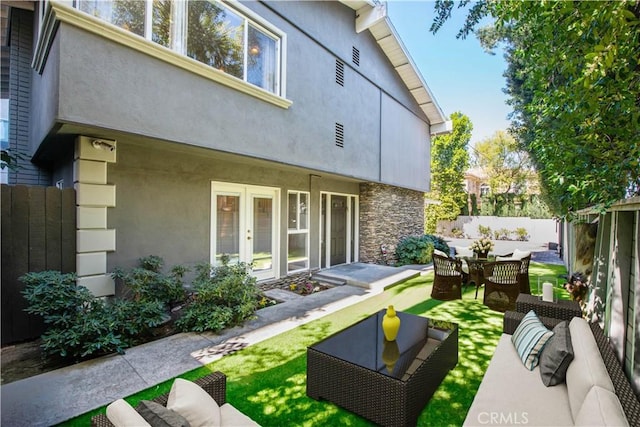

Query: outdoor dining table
[457,256,496,299]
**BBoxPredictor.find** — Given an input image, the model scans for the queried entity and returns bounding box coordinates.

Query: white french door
[211,182,279,281]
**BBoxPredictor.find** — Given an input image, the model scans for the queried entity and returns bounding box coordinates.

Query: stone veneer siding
[359,183,425,264]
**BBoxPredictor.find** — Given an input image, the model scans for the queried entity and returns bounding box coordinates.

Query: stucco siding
[380,93,430,191]
[264,1,423,118]
[107,139,360,274]
[45,0,429,191]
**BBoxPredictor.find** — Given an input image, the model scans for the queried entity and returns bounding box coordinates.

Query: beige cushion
[512,249,531,259]
[460,260,469,274]
[574,386,629,426]
[433,249,449,258]
[496,255,514,261]
[463,334,573,426]
[565,318,615,420]
[220,403,261,426]
[456,246,474,258]
[106,399,151,427]
[167,378,222,427]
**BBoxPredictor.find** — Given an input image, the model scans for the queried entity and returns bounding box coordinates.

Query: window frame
[287,191,310,274]
[34,0,290,106]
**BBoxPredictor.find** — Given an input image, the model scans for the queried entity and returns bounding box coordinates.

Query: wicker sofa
[91,372,260,427]
[464,298,640,427]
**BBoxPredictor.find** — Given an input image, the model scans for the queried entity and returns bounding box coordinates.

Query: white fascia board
[431,120,453,136]
[379,17,448,125]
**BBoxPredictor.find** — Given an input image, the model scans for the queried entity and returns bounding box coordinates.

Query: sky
[385,1,511,146]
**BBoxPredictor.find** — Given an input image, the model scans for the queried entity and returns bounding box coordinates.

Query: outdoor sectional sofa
[464,297,640,427]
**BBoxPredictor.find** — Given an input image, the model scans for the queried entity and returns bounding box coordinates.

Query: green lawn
[61,261,568,427]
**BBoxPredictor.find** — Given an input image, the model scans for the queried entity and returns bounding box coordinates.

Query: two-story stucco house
[3,0,450,296]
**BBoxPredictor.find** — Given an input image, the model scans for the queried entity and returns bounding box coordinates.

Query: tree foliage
[432,0,640,218]
[425,112,471,232]
[473,130,534,195]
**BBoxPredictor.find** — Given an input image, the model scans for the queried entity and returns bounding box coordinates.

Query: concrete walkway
[0,263,428,427]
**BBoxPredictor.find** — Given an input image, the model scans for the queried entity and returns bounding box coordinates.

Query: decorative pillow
[137,400,191,427]
[512,249,531,260]
[167,378,221,427]
[539,321,574,386]
[511,310,554,370]
[106,399,152,427]
[433,249,449,258]
[456,246,474,258]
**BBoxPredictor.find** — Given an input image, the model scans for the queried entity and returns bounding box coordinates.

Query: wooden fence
[1,185,76,345]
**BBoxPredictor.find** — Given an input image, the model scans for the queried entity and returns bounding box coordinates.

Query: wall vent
[335,59,344,86]
[335,123,344,148]
[352,46,360,66]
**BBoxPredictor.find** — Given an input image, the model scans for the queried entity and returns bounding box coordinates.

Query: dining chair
[431,254,463,301]
[482,260,521,311]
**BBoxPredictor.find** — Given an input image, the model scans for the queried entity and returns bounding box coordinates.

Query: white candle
[542,282,554,302]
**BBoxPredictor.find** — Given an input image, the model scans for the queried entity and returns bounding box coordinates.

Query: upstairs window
[76,0,283,96]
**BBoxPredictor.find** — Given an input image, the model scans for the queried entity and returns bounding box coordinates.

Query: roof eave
[340,0,450,130]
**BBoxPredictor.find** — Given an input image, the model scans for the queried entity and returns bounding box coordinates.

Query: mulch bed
[258,270,332,295]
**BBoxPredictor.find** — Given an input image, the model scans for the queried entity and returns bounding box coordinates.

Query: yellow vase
[382,305,401,341]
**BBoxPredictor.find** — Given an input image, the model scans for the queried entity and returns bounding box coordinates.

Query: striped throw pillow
[511,310,554,370]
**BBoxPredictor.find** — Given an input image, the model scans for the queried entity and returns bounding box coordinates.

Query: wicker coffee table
[306,310,458,427]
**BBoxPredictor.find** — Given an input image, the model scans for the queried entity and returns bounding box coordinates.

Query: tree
[431,0,640,218]
[425,112,471,233]
[472,130,533,195]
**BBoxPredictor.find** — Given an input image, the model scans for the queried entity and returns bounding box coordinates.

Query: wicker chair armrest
[503,311,564,335]
[90,371,227,427]
[515,294,582,321]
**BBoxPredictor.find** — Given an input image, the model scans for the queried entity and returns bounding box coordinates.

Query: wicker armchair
[91,372,227,427]
[482,260,521,311]
[499,252,532,294]
[431,254,463,301]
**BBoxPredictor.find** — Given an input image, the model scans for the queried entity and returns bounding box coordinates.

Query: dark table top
[309,310,456,380]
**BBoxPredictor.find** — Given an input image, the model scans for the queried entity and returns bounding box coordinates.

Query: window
[78,1,146,36]
[288,191,309,273]
[75,0,283,95]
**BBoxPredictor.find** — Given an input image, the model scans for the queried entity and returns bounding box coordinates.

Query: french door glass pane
[247,24,277,92]
[252,197,272,272]
[187,1,244,79]
[216,195,240,264]
[288,233,308,272]
[152,0,171,47]
[79,1,145,36]
[288,192,298,230]
[299,192,308,229]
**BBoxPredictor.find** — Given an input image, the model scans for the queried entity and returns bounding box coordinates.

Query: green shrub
[515,227,530,241]
[21,271,120,359]
[451,228,465,238]
[20,271,166,360]
[394,234,448,266]
[424,234,450,254]
[478,225,492,238]
[112,255,187,309]
[494,228,511,240]
[176,260,259,333]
